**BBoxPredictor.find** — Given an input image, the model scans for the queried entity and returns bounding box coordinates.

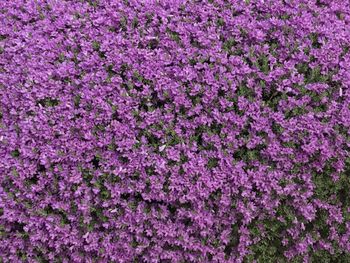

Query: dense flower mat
[1,0,350,262]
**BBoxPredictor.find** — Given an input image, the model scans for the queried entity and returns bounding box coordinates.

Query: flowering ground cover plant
[0,0,350,262]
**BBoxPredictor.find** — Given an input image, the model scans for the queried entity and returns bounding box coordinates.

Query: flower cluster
[0,0,350,262]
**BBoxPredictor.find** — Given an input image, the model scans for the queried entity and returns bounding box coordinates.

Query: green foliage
[167,28,181,44]
[311,250,350,263]
[296,63,329,84]
[92,40,105,58]
[90,206,108,223]
[285,106,308,119]
[73,94,81,108]
[92,40,100,51]
[224,224,239,259]
[81,168,93,185]
[57,53,65,63]
[309,33,322,48]
[233,144,263,163]
[281,141,299,149]
[37,98,60,107]
[207,158,219,169]
[132,17,139,29]
[312,159,350,207]
[272,122,284,135]
[246,159,350,262]
[255,54,270,74]
[222,37,237,56]
[166,128,182,146]
[261,84,286,111]
[11,149,20,158]
[87,0,99,8]
[237,84,255,101]
[94,180,111,200]
[106,64,116,81]
[247,217,288,263]
[216,18,225,27]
